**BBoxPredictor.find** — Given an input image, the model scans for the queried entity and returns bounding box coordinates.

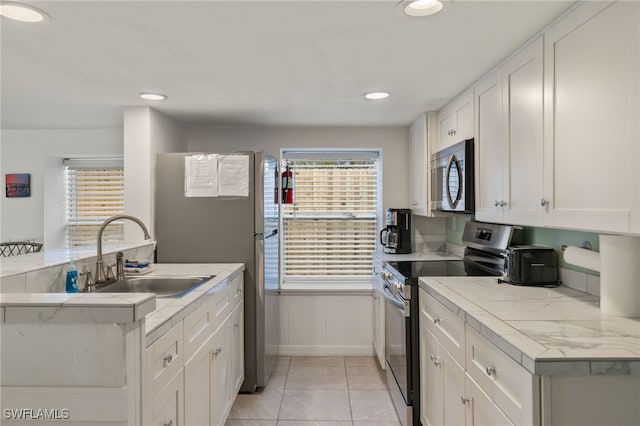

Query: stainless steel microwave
[430,138,474,213]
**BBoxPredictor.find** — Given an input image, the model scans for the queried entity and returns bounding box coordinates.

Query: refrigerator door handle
[255,229,278,239]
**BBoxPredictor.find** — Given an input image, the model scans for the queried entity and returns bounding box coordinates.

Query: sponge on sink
[124,260,153,275]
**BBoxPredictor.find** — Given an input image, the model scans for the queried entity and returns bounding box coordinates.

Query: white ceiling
[1,0,574,129]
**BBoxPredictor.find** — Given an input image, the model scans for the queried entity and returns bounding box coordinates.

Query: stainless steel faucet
[95,214,151,284]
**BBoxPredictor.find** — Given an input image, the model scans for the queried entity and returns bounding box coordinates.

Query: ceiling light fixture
[139,93,168,101]
[0,2,48,22]
[364,91,390,101]
[401,0,444,17]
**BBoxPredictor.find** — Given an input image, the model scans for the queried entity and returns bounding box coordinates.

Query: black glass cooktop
[387,260,501,282]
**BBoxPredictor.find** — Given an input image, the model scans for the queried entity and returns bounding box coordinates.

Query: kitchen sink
[95,275,214,298]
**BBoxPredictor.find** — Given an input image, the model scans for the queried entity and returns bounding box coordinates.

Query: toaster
[504,245,559,286]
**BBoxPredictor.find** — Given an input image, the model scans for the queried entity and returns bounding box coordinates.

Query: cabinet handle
[500,201,508,207]
[234,322,240,328]
[430,355,442,366]
[461,396,471,405]
[486,366,496,376]
[213,347,222,358]
[237,289,242,294]
[163,353,174,367]
[494,200,500,207]
[164,421,173,426]
[540,198,548,207]
[432,317,441,325]
[452,129,456,136]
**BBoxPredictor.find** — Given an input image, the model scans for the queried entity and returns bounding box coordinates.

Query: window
[281,150,380,284]
[64,158,124,247]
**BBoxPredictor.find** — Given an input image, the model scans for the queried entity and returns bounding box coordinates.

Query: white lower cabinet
[372,256,385,369]
[419,288,537,426]
[152,368,184,426]
[465,373,513,426]
[146,274,244,426]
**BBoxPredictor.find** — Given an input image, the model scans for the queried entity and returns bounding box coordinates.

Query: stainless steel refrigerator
[155,151,279,392]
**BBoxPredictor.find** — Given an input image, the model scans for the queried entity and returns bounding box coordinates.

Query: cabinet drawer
[466,325,536,426]
[184,300,214,362]
[147,322,184,400]
[420,288,465,367]
[229,273,243,308]
[209,280,231,332]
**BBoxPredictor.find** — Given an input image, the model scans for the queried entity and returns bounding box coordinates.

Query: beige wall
[186,125,410,213]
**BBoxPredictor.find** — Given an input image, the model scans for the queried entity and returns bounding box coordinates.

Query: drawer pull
[234,322,240,328]
[430,355,442,367]
[163,353,174,367]
[461,396,471,405]
[486,366,496,376]
[164,421,173,426]
[213,347,222,358]
[432,317,441,325]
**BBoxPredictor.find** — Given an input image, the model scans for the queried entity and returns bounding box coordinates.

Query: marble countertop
[372,250,461,262]
[0,263,245,347]
[419,276,640,376]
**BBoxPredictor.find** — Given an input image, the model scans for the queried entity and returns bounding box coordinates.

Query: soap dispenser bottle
[66,260,78,293]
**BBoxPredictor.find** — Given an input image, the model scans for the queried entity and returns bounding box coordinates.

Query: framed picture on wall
[5,173,31,198]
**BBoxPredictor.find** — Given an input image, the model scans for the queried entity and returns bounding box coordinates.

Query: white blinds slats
[282,156,378,280]
[66,166,125,247]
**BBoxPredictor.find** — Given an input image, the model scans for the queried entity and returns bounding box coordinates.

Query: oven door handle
[382,285,409,316]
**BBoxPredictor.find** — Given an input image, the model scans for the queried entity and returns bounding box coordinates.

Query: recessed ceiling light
[139,93,168,101]
[0,2,48,22]
[401,0,444,17]
[364,91,390,100]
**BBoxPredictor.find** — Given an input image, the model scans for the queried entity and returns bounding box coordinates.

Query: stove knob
[392,281,403,293]
[382,271,392,281]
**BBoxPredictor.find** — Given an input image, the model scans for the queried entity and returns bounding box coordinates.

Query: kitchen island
[0,261,245,425]
[418,276,640,426]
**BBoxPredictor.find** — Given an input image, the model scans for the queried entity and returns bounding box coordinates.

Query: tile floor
[226,356,401,426]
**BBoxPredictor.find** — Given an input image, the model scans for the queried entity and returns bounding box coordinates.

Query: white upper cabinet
[437,88,474,152]
[543,0,640,234]
[410,112,437,216]
[474,70,504,223]
[476,37,544,227]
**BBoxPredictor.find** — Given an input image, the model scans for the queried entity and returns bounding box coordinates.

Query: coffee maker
[380,208,412,254]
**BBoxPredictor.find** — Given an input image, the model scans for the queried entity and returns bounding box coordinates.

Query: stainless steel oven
[431,138,474,213]
[381,221,523,426]
[382,268,415,426]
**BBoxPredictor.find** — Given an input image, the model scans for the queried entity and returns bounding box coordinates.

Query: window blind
[282,152,379,281]
[65,159,124,247]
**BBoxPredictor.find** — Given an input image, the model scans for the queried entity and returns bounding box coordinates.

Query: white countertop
[419,276,640,376]
[372,250,461,262]
[0,263,245,347]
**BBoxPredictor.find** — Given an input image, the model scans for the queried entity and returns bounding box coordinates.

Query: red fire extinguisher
[281,165,294,204]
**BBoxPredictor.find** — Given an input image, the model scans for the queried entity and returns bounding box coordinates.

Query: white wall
[0,129,123,248]
[187,125,410,212]
[123,107,186,240]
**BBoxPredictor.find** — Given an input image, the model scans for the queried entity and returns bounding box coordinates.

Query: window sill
[279,281,373,294]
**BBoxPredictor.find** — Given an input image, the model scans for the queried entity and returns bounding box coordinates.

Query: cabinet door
[455,89,474,141]
[465,374,514,426]
[210,323,230,426]
[184,338,212,426]
[410,113,428,216]
[437,107,455,152]
[441,347,465,426]
[152,369,184,426]
[474,70,504,223]
[543,0,640,233]
[420,325,443,426]
[502,36,544,226]
[230,302,245,395]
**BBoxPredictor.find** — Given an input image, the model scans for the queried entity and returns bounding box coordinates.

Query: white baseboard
[276,345,375,357]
